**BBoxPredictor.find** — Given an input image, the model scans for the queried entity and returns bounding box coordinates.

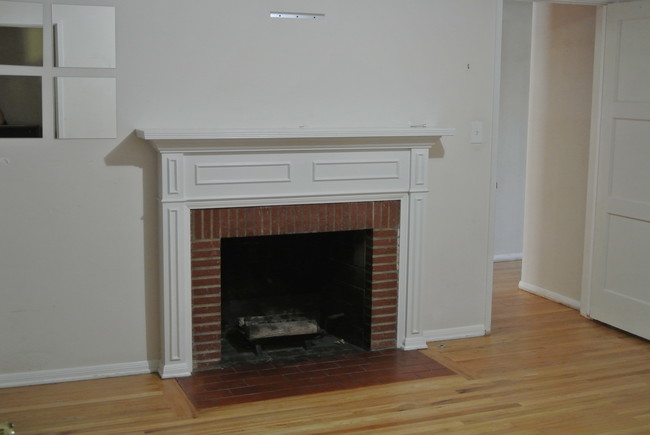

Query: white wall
[0,0,500,381]
[494,0,532,261]
[521,3,596,307]
[0,0,42,26]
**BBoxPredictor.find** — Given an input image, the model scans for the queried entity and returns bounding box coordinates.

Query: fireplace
[137,126,453,378]
[191,201,400,370]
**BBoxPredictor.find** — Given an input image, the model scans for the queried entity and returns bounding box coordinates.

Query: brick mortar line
[372,321,398,326]
[191,246,220,252]
[192,312,220,318]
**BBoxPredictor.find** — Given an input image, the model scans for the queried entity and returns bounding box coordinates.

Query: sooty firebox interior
[221,230,371,366]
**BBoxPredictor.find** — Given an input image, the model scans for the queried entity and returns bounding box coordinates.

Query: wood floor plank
[160,378,198,419]
[2,260,650,434]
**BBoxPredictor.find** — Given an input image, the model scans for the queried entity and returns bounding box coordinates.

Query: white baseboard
[0,360,158,388]
[423,325,487,343]
[493,252,523,262]
[518,280,580,310]
[402,337,428,350]
[158,361,192,379]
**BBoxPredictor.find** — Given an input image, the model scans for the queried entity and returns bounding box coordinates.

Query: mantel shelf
[135,127,455,141]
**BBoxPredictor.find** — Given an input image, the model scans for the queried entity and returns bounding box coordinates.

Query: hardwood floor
[2,261,649,434]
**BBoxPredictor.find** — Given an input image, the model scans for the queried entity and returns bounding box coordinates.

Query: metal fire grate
[238,314,319,341]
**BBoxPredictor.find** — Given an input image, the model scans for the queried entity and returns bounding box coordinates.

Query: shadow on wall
[104,131,160,364]
[430,137,445,159]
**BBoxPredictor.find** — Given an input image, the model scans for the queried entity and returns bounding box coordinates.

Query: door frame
[580,5,607,317]
[488,0,611,325]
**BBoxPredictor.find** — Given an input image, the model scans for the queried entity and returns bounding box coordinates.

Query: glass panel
[0,1,43,66]
[52,5,116,68]
[0,75,42,138]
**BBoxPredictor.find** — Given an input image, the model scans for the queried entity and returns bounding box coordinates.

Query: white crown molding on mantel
[136,127,455,153]
[135,127,456,141]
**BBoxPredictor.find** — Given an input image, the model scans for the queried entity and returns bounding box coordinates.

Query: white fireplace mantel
[136,126,455,141]
[138,126,454,378]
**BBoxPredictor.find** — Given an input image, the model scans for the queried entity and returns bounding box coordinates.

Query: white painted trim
[0,360,157,388]
[403,337,428,350]
[135,126,455,141]
[581,4,607,318]
[493,252,523,262]
[157,361,192,379]
[519,280,581,310]
[186,192,409,210]
[423,325,487,342]
[407,193,427,338]
[485,0,504,336]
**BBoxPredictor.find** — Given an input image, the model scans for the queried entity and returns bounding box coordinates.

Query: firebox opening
[220,229,372,366]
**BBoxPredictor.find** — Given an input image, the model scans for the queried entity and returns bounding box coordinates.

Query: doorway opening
[495,1,597,310]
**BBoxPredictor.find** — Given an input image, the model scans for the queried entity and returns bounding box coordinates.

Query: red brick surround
[190,201,400,371]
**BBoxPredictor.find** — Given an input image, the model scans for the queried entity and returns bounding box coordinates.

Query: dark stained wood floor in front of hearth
[176,349,456,409]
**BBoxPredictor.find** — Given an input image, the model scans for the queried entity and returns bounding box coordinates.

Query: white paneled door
[588,0,650,340]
